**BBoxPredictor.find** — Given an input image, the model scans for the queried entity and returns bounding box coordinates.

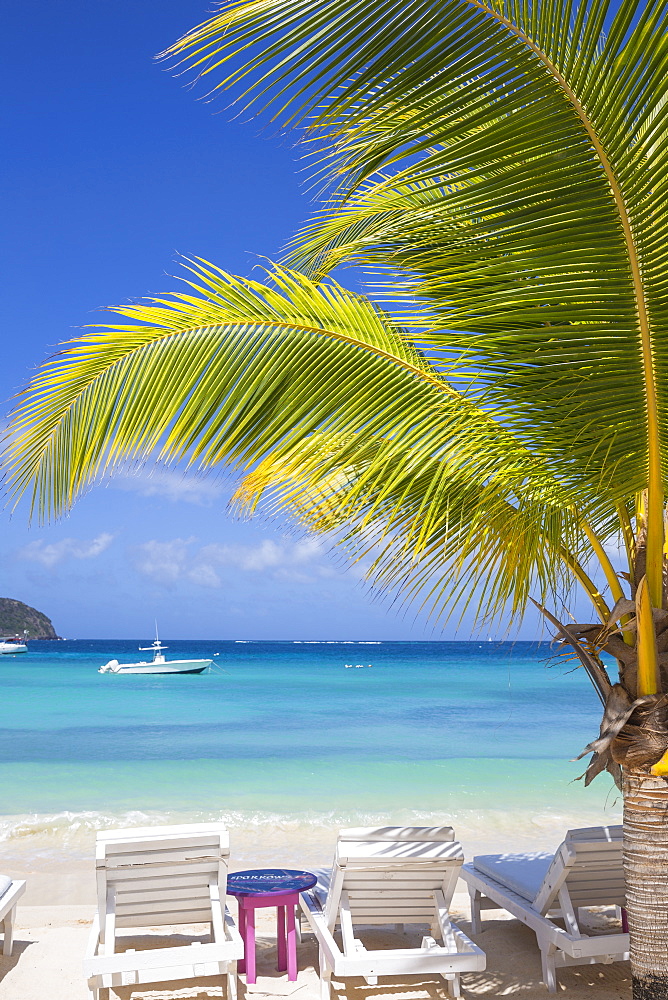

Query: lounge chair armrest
[102,886,117,955]
[84,915,101,963]
[450,922,486,959]
[209,882,225,942]
[84,940,241,978]
[0,880,26,919]
[208,883,243,955]
[224,907,244,951]
[552,931,630,960]
[300,888,325,922]
[300,889,342,971]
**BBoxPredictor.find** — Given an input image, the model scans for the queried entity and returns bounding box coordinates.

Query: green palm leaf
[8,257,615,625]
[4,260,540,526]
[233,425,611,625]
[166,0,668,526]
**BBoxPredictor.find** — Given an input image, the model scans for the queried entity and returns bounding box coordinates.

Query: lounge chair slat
[339,827,455,842]
[115,896,213,915]
[99,845,227,869]
[565,826,622,843]
[106,860,224,880]
[345,876,453,885]
[101,835,225,852]
[340,846,462,861]
[98,822,230,843]
[348,889,447,899]
[347,912,439,922]
[350,906,439,914]
[116,907,214,925]
[116,886,212,904]
[114,873,218,892]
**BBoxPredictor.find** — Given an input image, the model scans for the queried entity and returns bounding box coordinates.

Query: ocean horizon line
[24,637,554,644]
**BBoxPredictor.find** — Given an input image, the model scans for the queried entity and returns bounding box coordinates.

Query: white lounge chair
[299,825,485,999]
[83,822,244,1000]
[0,876,26,956]
[461,824,628,992]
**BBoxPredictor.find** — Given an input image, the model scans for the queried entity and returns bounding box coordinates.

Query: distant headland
[0,598,61,639]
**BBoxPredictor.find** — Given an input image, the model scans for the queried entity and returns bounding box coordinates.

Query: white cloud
[199,537,327,573]
[133,538,194,584]
[132,535,335,588]
[114,468,224,506]
[18,532,114,569]
[199,540,284,572]
[187,564,222,588]
[292,538,327,563]
[274,567,320,584]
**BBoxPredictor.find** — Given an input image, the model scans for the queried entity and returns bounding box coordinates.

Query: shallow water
[0,640,620,869]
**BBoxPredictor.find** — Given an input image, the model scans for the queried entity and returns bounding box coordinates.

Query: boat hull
[0,643,28,654]
[99,659,212,675]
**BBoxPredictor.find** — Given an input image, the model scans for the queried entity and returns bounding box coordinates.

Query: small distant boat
[0,637,28,654]
[99,629,212,675]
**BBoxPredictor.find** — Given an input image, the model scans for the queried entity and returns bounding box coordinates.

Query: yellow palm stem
[579,519,625,605]
[636,489,665,610]
[560,546,610,623]
[579,518,635,645]
[616,503,636,578]
[646,481,665,610]
[636,491,647,527]
[636,575,660,696]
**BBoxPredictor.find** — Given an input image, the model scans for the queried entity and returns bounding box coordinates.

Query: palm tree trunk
[624,769,668,998]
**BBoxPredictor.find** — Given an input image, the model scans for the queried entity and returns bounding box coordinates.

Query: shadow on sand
[102,914,631,1000]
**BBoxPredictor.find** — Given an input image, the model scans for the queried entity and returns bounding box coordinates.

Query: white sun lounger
[0,876,26,956]
[83,823,244,1000]
[299,826,485,999]
[460,825,628,991]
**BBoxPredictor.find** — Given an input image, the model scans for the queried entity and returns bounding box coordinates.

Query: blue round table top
[227,868,318,897]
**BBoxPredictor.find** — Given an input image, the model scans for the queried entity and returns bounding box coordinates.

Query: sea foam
[0,802,621,873]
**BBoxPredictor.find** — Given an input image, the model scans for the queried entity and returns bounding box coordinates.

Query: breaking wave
[0,801,621,872]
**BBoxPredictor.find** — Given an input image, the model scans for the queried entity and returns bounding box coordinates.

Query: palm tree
[5,0,668,993]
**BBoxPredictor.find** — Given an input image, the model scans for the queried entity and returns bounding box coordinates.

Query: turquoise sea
[0,640,620,872]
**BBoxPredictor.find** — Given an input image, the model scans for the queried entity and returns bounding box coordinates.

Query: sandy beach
[0,871,631,1000]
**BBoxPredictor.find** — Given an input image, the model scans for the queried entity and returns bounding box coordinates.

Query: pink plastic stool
[227,869,317,984]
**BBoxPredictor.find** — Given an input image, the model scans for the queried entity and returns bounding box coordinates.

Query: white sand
[0,880,632,999]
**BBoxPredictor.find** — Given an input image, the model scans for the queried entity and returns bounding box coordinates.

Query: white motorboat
[0,638,28,654]
[99,632,212,675]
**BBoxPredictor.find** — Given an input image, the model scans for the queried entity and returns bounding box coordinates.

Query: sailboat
[99,627,212,675]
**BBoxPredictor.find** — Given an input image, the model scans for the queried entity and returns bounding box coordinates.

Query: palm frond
[232,427,622,625]
[165,0,668,511]
[4,260,532,528]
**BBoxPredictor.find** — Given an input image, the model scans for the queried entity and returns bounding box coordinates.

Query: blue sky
[0,0,552,640]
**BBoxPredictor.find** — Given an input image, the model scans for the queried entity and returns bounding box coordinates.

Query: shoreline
[2,803,623,907]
